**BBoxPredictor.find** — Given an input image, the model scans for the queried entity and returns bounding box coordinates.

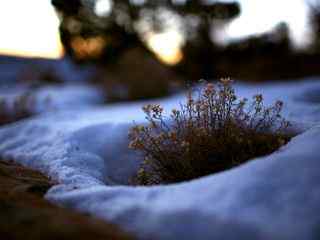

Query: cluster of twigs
[129,78,291,185]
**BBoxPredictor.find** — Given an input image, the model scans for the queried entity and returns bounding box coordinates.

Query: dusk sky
[0,0,313,59]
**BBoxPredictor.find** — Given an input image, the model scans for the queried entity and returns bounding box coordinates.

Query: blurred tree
[52,0,320,86]
[214,22,294,81]
[52,0,240,72]
[310,3,320,53]
[51,0,240,100]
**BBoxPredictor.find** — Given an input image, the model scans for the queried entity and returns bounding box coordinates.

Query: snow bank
[0,78,320,239]
[48,125,320,240]
[0,56,94,85]
[0,83,104,114]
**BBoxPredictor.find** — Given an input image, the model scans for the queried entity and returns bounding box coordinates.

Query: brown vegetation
[0,160,134,240]
[129,79,291,185]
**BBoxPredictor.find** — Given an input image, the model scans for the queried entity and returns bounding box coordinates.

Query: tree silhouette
[310,3,320,53]
[52,0,240,72]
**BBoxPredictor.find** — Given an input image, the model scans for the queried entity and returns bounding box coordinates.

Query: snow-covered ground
[0,55,94,85]
[0,77,320,239]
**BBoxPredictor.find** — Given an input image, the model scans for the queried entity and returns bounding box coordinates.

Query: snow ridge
[0,79,320,239]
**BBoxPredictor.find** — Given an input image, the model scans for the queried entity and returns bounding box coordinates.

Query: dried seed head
[220,77,233,85]
[204,83,215,96]
[142,104,152,114]
[254,94,263,103]
[151,104,163,114]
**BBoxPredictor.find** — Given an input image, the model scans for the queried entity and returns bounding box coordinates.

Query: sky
[0,0,313,60]
[223,0,311,47]
[0,0,63,59]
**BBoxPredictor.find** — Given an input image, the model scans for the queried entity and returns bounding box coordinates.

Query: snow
[0,83,105,115]
[0,77,320,239]
[0,56,95,85]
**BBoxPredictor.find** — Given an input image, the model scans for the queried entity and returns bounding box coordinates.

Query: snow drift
[0,78,320,239]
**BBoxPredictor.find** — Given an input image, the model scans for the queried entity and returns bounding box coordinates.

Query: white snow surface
[0,78,320,239]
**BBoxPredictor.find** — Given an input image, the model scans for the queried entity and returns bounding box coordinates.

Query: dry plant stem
[129,78,291,185]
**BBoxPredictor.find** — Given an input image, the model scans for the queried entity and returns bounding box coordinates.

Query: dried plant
[129,78,291,185]
[0,92,36,126]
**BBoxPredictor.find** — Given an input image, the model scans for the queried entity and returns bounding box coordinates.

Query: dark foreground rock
[0,160,133,240]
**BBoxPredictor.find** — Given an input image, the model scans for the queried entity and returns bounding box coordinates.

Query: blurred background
[0,0,320,101]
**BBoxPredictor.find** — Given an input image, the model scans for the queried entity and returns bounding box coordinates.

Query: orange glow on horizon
[146,31,184,66]
[0,0,64,59]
